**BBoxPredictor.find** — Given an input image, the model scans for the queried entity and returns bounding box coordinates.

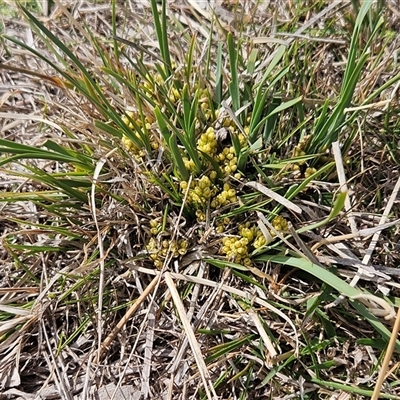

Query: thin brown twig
[96,274,159,362]
[371,306,400,400]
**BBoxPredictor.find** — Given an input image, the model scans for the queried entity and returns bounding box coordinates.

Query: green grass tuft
[0,1,400,398]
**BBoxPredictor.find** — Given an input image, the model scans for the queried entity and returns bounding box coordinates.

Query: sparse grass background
[0,0,400,399]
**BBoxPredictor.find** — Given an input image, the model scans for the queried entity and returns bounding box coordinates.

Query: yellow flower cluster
[197,127,218,156]
[304,167,317,179]
[239,131,248,148]
[182,127,218,174]
[289,136,320,179]
[289,135,310,173]
[210,182,237,209]
[199,88,213,121]
[168,87,181,103]
[121,111,159,158]
[220,222,266,265]
[215,109,235,129]
[149,218,162,235]
[293,147,306,159]
[122,135,146,158]
[240,222,266,249]
[293,135,310,159]
[216,217,230,234]
[214,109,248,144]
[180,175,218,206]
[221,236,252,266]
[212,112,248,179]
[183,157,196,173]
[179,126,242,215]
[195,209,206,222]
[142,74,161,96]
[239,222,258,241]
[146,237,189,270]
[253,234,267,249]
[271,215,289,234]
[216,146,239,178]
[180,178,237,220]
[142,63,177,95]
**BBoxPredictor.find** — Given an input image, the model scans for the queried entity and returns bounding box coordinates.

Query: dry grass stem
[97,274,159,361]
[371,306,400,400]
[164,272,218,400]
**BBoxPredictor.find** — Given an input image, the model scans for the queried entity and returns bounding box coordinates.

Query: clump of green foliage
[0,0,400,398]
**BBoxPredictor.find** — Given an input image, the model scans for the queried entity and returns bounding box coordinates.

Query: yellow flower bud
[180,181,188,190]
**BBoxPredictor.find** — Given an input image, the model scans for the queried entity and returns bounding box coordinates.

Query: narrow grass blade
[215,42,223,105]
[227,32,239,112]
[150,0,171,75]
